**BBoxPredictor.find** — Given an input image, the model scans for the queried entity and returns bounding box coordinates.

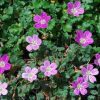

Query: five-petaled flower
[33,11,51,29]
[0,54,11,74]
[72,77,88,95]
[67,1,84,16]
[26,34,42,52]
[0,82,8,96]
[94,53,100,66]
[81,64,99,83]
[40,60,57,77]
[22,66,38,82]
[75,30,94,47]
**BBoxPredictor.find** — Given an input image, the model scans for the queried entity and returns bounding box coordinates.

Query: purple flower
[0,82,8,96]
[40,60,57,77]
[0,54,11,74]
[94,53,100,66]
[26,34,42,52]
[33,12,51,29]
[72,77,88,95]
[22,66,38,82]
[75,30,94,47]
[67,1,84,16]
[81,64,99,83]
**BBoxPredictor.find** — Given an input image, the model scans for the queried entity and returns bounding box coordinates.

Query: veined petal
[74,88,80,95]
[89,75,96,83]
[91,68,99,75]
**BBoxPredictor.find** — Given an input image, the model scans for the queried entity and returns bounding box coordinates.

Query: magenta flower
[40,60,57,77]
[22,66,38,82]
[0,82,8,96]
[0,54,11,74]
[72,77,88,95]
[33,12,51,29]
[67,1,84,16]
[81,64,99,83]
[26,34,42,52]
[94,53,100,66]
[75,30,94,47]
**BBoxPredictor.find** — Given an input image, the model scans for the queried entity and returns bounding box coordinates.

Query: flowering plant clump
[81,64,99,83]
[0,0,100,99]
[0,54,11,74]
[72,77,88,95]
[33,12,51,29]
[67,1,84,16]
[26,34,42,51]
[75,30,94,47]
[0,82,8,96]
[22,66,38,82]
[94,53,100,66]
[40,60,57,77]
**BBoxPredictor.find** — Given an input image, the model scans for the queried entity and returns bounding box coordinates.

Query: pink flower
[26,34,42,52]
[0,82,8,96]
[75,30,94,47]
[72,77,88,95]
[81,64,99,83]
[40,60,57,77]
[67,1,84,16]
[94,53,100,66]
[0,54,11,74]
[33,12,51,29]
[22,66,38,82]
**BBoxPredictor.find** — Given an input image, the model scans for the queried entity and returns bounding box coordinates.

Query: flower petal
[80,88,87,95]
[67,2,73,9]
[44,60,50,66]
[33,15,41,22]
[74,88,80,95]
[40,66,46,72]
[31,68,38,74]
[22,73,28,79]
[34,23,41,29]
[82,82,89,88]
[87,64,93,71]
[78,8,84,14]
[44,71,51,77]
[26,44,33,52]
[2,83,8,88]
[31,45,39,50]
[74,1,81,8]
[1,89,8,95]
[51,70,57,75]
[26,36,33,43]
[84,31,92,38]
[91,68,99,75]
[89,75,96,83]
[81,67,87,75]
[25,66,31,73]
[1,54,9,62]
[4,63,11,70]
[50,63,57,69]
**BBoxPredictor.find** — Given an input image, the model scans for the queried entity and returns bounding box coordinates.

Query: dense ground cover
[0,0,100,100]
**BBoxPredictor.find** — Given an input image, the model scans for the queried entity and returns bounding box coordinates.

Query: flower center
[28,73,33,78]
[0,61,5,68]
[71,8,78,14]
[40,19,46,24]
[86,71,91,75]
[46,67,51,72]
[77,84,82,89]
[32,41,37,45]
[80,38,86,44]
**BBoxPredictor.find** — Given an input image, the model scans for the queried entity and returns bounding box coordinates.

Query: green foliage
[0,0,100,100]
